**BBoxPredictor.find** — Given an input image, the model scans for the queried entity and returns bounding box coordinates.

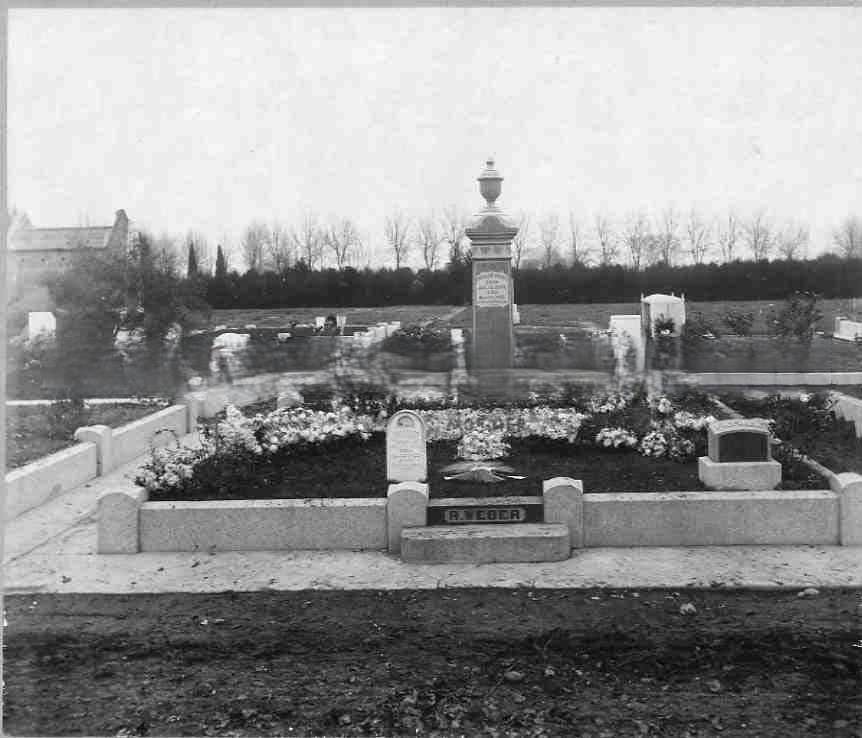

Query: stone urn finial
[478,158,503,209]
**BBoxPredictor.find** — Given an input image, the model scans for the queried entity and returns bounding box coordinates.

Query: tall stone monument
[466,159,519,370]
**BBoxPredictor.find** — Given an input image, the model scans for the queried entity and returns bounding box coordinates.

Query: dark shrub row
[200,255,862,308]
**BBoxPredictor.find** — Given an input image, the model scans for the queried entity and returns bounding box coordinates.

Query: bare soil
[4,589,861,737]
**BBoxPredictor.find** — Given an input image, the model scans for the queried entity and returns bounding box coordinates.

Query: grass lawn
[5,589,860,737]
[204,305,466,330]
[5,402,170,470]
[208,298,854,336]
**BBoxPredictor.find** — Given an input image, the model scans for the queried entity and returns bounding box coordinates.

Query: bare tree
[833,216,862,259]
[240,221,268,273]
[594,214,618,266]
[568,211,590,265]
[324,217,361,269]
[291,213,324,270]
[685,209,711,265]
[266,221,292,273]
[537,214,561,268]
[623,211,650,271]
[412,216,442,271]
[776,221,809,261]
[744,210,773,261]
[655,206,681,266]
[385,211,412,269]
[440,206,467,265]
[511,213,531,271]
[717,211,740,263]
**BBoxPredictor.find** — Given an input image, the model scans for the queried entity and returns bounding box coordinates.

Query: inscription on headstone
[475,271,510,308]
[427,497,543,526]
[386,410,427,482]
[708,419,772,463]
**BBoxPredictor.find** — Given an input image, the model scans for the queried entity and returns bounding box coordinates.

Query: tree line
[197,253,862,309]
[145,208,862,277]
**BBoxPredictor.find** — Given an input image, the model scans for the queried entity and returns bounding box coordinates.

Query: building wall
[6,210,129,313]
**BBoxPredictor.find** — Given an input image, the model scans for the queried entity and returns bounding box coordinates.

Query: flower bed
[717,391,862,475]
[134,386,831,502]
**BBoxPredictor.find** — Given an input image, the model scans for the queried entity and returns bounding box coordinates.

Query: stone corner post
[98,487,149,554]
[386,481,429,554]
[835,472,862,546]
[74,424,114,476]
[543,477,584,548]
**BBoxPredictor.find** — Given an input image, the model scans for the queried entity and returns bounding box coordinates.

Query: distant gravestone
[708,419,772,462]
[386,410,427,482]
[27,311,56,340]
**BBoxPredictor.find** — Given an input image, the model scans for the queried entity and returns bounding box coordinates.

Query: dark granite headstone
[707,419,772,463]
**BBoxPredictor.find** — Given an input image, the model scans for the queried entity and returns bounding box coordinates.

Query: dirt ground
[4,588,861,737]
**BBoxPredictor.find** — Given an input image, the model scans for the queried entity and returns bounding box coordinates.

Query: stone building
[6,209,130,313]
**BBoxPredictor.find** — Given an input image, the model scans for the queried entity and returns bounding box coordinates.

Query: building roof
[9,226,114,252]
[642,293,684,304]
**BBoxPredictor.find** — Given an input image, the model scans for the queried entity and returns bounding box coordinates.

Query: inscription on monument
[386,410,427,482]
[475,271,509,308]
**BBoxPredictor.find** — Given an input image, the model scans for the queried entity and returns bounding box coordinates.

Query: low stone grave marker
[427,496,543,525]
[699,418,781,490]
[386,410,427,482]
[27,311,56,340]
[708,418,771,462]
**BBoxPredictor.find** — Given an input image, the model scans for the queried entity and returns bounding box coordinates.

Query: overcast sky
[8,7,862,268]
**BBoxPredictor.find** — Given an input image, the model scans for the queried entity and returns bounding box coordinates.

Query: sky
[8,6,862,269]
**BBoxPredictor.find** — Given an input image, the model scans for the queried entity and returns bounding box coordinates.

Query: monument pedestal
[466,159,519,370]
[472,260,513,369]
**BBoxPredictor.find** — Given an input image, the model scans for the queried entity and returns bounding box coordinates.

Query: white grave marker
[386,410,427,482]
[27,311,56,339]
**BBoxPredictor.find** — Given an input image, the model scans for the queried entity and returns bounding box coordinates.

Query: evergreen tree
[215,244,227,278]
[187,242,198,278]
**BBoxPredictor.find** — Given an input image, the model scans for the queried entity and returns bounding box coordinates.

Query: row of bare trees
[147,209,862,278]
[510,208,823,270]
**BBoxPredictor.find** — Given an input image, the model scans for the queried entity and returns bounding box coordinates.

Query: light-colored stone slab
[27,311,56,339]
[386,481,429,553]
[835,472,862,545]
[401,523,570,564]
[276,388,303,409]
[543,477,584,548]
[832,392,862,439]
[584,490,838,547]
[386,410,427,482]
[98,487,148,554]
[112,405,188,468]
[5,442,98,520]
[699,457,782,491]
[139,498,387,552]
